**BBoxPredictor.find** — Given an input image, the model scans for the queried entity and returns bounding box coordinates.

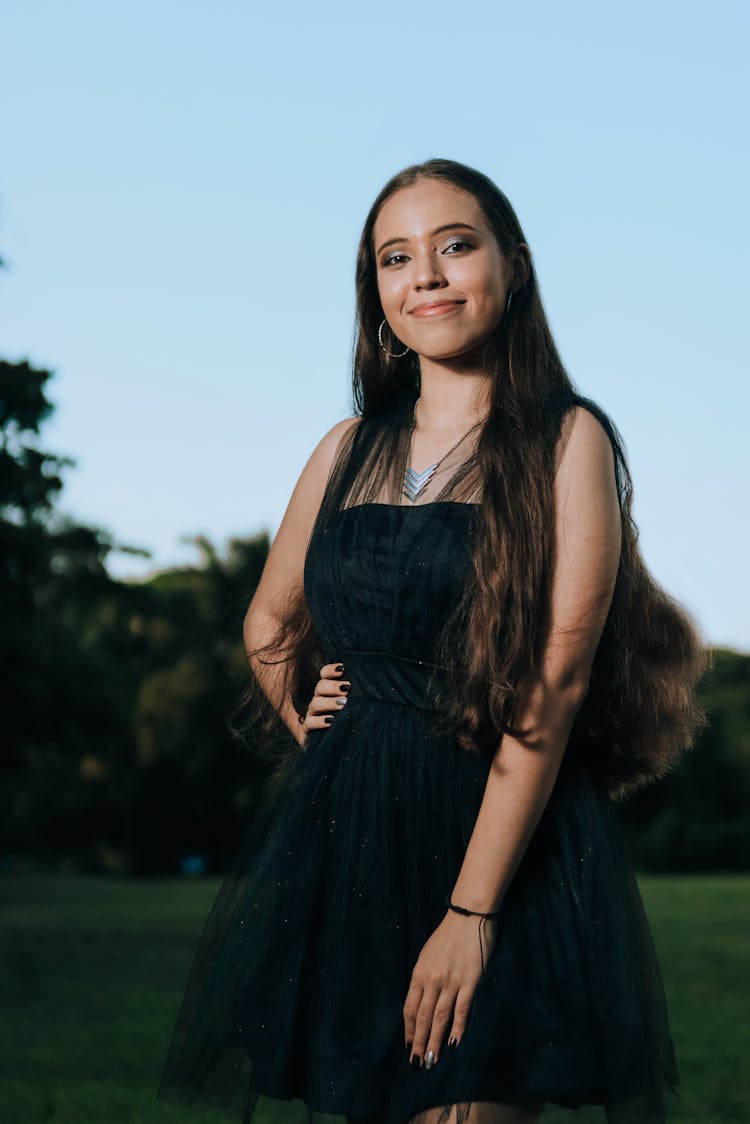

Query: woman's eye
[444,239,472,254]
[382,252,408,267]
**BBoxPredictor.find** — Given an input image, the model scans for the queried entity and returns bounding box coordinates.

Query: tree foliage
[0,358,272,874]
[618,647,750,870]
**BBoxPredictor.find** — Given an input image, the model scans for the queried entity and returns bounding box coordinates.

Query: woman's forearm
[450,674,587,914]
[243,609,306,747]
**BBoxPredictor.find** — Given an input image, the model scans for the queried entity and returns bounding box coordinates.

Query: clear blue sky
[2,1,748,650]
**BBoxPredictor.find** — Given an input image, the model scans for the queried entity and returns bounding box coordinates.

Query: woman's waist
[327,648,450,713]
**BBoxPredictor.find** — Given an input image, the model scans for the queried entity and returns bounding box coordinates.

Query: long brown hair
[235,159,708,801]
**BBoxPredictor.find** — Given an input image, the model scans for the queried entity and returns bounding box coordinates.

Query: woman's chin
[417,343,489,368]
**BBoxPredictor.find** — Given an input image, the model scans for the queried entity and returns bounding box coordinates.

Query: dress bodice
[303,500,478,666]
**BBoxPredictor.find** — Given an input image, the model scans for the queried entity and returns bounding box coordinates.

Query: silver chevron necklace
[402,396,488,504]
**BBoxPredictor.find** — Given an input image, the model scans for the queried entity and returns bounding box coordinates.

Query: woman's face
[373,178,512,362]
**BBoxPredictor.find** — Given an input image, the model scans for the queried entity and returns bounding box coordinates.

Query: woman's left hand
[403,908,499,1068]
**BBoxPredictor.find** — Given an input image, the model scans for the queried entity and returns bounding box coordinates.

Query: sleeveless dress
[158,393,680,1124]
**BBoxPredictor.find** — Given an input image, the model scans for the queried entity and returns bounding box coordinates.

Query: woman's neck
[413,367,493,435]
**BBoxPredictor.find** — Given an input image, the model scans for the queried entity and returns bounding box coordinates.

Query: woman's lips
[410,301,464,318]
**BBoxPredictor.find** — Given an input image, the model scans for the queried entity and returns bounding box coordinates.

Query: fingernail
[339,683,350,693]
[449,1036,458,1049]
[336,697,347,707]
[405,1040,412,1056]
[324,715,334,725]
[334,664,345,673]
[410,1054,421,1069]
[424,1049,435,1070]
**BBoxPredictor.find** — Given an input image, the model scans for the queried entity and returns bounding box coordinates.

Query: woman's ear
[512,243,532,288]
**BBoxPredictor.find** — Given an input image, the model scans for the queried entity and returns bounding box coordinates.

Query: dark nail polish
[410,1054,421,1069]
[324,715,334,724]
[339,683,350,693]
[405,1040,412,1056]
[449,1036,458,1049]
[334,664,345,673]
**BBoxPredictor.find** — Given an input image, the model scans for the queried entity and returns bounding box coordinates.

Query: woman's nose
[413,251,447,290]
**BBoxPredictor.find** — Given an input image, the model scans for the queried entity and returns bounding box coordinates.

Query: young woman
[158,159,707,1124]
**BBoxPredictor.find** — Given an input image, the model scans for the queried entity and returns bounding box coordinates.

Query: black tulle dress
[158,391,680,1124]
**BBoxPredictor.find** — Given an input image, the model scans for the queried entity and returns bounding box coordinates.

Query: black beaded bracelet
[444,894,501,975]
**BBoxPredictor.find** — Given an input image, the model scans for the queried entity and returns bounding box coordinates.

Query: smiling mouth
[410,301,464,318]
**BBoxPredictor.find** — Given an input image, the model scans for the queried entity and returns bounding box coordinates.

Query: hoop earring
[378,318,410,358]
[505,289,513,315]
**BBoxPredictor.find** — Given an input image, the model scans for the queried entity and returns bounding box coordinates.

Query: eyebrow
[375,222,479,258]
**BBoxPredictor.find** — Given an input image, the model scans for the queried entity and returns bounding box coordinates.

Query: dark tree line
[1,355,748,876]
[618,646,750,871]
[0,356,272,874]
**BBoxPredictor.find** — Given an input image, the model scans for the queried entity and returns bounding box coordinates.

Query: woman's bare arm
[243,416,360,745]
[450,405,622,912]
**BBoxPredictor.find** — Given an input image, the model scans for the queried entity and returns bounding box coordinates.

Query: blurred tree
[619,647,750,870]
[123,532,273,875]
[0,358,150,866]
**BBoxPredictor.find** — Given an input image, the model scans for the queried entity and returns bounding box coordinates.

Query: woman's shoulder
[316,414,363,466]
[324,415,363,444]
[566,392,621,436]
[305,415,363,496]
[555,393,623,472]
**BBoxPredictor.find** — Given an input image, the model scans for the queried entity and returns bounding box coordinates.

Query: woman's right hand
[297,662,350,746]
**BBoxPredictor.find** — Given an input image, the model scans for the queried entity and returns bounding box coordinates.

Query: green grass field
[0,873,747,1124]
